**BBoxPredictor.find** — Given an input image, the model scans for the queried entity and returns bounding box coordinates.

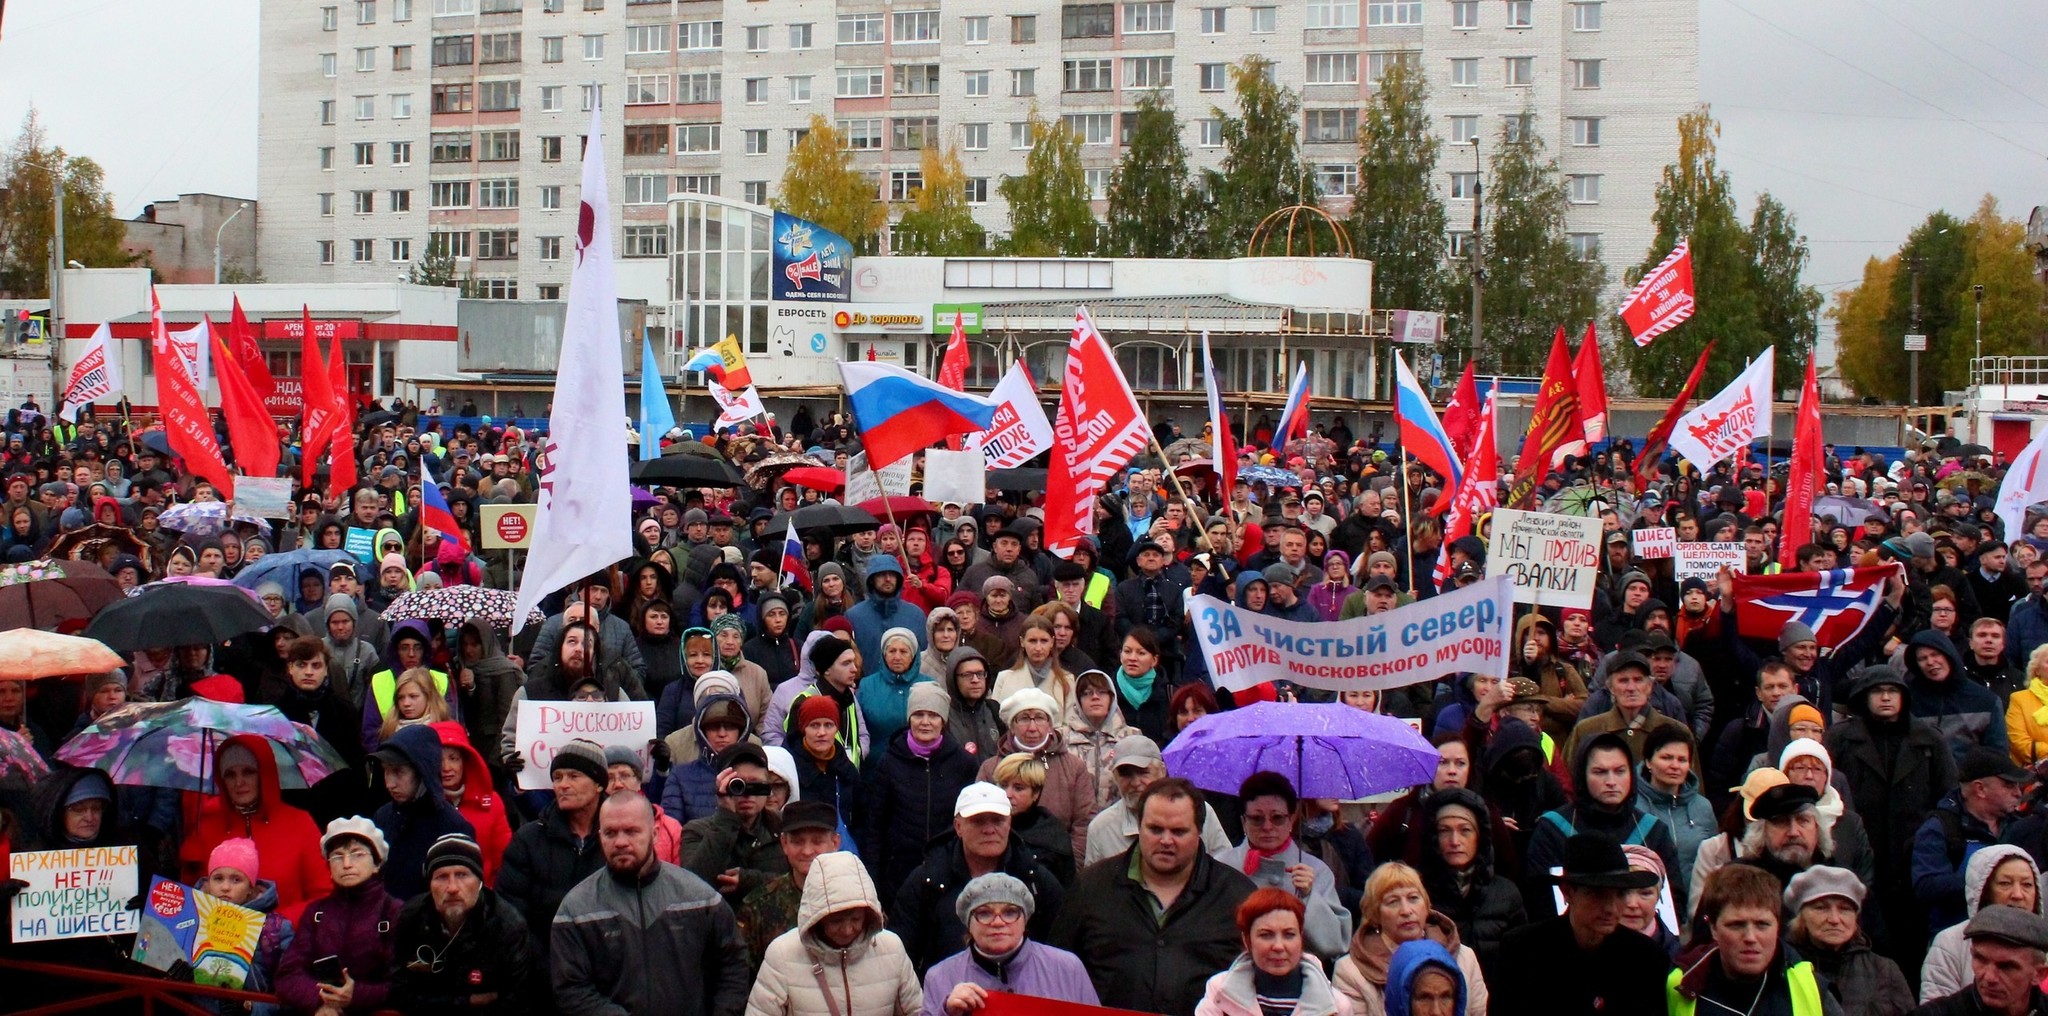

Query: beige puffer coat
[745,851,922,1016]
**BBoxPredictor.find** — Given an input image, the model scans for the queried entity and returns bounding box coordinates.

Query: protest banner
[345,527,377,563]
[1632,527,1677,560]
[234,476,293,520]
[517,700,657,790]
[132,876,265,988]
[843,451,913,504]
[921,448,985,506]
[964,362,1054,468]
[981,992,1167,1016]
[1189,575,1510,695]
[10,846,140,942]
[1485,508,1602,608]
[1674,541,1746,584]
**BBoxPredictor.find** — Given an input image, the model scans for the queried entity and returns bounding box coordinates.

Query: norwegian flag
[1732,563,1901,651]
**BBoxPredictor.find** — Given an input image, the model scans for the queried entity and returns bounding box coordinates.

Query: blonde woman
[372,667,452,751]
[2006,643,2048,766]
[1332,862,1489,1016]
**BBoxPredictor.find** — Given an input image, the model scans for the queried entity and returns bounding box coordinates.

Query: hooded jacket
[1478,717,1569,865]
[746,852,921,1016]
[1200,953,1353,1016]
[178,733,333,921]
[862,728,980,907]
[1332,910,1486,1016]
[1380,939,1469,1016]
[1413,788,1526,976]
[1520,732,1681,921]
[1514,614,1589,738]
[942,647,1004,760]
[549,856,752,1016]
[361,620,453,753]
[275,872,405,1014]
[455,618,522,775]
[1064,687,1139,808]
[321,593,382,707]
[368,724,477,901]
[857,626,933,747]
[1906,628,2010,762]
[845,556,928,676]
[429,721,514,884]
[1920,844,2046,1003]
[1825,666,1956,894]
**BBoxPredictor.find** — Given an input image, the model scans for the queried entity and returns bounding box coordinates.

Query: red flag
[209,320,281,479]
[227,297,276,400]
[1621,239,1697,347]
[1780,354,1822,569]
[937,313,968,390]
[1633,340,1716,487]
[1433,394,1498,587]
[1504,329,1586,509]
[299,306,338,490]
[150,289,235,498]
[1732,563,1901,650]
[865,344,877,362]
[1043,309,1150,557]
[1572,323,1608,444]
[326,331,358,493]
[1441,362,1479,458]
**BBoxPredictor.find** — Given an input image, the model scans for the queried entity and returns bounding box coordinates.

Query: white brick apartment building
[258,0,1695,316]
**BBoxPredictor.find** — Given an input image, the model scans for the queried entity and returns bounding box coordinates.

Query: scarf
[908,730,942,758]
[2032,677,2048,727]
[1244,838,1294,875]
[1028,659,1054,686]
[1117,667,1158,708]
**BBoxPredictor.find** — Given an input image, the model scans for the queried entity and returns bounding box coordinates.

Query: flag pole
[1400,444,1416,595]
[1142,400,1221,556]
[864,456,900,532]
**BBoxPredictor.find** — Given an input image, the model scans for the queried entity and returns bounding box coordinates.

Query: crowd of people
[4,399,2048,1016]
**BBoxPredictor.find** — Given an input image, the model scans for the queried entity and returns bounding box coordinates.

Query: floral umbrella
[45,523,153,574]
[1238,465,1300,487]
[382,586,544,631]
[746,453,822,490]
[157,502,268,536]
[0,558,124,631]
[55,700,350,793]
[0,727,49,787]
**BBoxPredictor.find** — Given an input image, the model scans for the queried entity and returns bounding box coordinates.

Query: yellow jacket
[2007,679,2048,766]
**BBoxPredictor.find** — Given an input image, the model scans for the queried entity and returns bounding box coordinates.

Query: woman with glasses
[918,872,1099,1016]
[277,817,404,1015]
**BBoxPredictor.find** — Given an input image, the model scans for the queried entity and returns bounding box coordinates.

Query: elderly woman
[1332,862,1489,1015]
[920,608,964,683]
[919,872,1098,1016]
[1216,772,1354,961]
[1786,866,1913,1016]
[1064,669,1139,808]
[993,752,1076,886]
[1616,844,1678,957]
[276,818,404,1015]
[977,688,1098,861]
[1382,940,1469,1016]
[1920,844,2045,1002]
[1198,888,1353,1016]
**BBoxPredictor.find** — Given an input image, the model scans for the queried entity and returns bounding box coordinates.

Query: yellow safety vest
[1666,961,1822,1016]
[370,667,450,721]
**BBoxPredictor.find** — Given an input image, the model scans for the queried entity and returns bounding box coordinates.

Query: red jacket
[902,549,954,613]
[430,721,513,884]
[178,733,331,922]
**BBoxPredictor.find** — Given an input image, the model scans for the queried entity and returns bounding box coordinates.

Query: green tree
[893,145,986,255]
[1203,56,1311,256]
[773,115,887,253]
[1619,108,1764,391]
[1103,91,1197,257]
[1463,113,1604,371]
[998,112,1095,256]
[1349,59,1448,313]
[408,245,459,288]
[1941,195,2046,387]
[1745,192,1823,370]
[1883,211,1968,404]
[0,109,137,297]
[1832,255,1904,402]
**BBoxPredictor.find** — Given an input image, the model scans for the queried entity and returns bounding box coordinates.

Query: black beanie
[808,636,855,676]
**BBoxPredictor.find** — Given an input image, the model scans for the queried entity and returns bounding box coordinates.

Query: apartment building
[258,0,1696,310]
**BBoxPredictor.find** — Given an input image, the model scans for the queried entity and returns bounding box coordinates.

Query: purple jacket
[274,875,403,1013]
[917,940,1099,1016]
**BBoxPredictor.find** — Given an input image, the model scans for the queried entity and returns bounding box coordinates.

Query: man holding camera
[679,742,790,906]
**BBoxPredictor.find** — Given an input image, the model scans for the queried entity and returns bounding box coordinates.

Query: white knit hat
[999,687,1059,727]
[321,816,390,866]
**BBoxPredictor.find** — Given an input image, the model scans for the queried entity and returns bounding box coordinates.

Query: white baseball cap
[954,782,1010,819]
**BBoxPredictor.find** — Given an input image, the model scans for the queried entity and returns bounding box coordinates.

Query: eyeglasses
[971,905,1026,926]
[1243,813,1293,827]
[327,847,374,864]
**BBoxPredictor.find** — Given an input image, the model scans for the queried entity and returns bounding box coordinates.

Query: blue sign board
[770,211,852,303]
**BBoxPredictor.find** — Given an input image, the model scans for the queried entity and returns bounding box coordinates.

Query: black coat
[1049,848,1256,1016]
[1011,804,1076,887]
[1910,986,2048,1015]
[390,887,538,1015]
[1416,789,1528,976]
[1491,917,1672,1016]
[1827,678,1958,887]
[887,834,1065,974]
[369,726,478,901]
[859,730,979,905]
[496,802,605,965]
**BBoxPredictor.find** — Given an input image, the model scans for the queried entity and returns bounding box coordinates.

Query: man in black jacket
[1491,834,1673,1016]
[391,835,537,1014]
[1913,905,2048,1015]
[497,738,608,968]
[888,782,1064,973]
[1050,778,1255,1015]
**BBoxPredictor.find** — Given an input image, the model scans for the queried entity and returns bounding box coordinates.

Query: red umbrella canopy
[781,466,846,493]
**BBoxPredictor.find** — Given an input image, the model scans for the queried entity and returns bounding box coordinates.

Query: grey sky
[1,0,2044,306]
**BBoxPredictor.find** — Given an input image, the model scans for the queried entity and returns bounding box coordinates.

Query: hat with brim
[1558,833,1660,889]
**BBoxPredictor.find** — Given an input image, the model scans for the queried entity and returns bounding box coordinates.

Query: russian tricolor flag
[1394,353,1462,490]
[421,479,470,552]
[778,516,812,592]
[837,360,998,469]
[1270,362,1312,456]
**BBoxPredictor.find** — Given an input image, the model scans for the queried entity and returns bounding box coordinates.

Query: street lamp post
[214,202,251,285]
[1973,283,1985,439]
[1469,138,1483,364]
[18,159,65,408]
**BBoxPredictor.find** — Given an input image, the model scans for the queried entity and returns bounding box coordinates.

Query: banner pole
[1142,414,1220,556]
[865,457,900,531]
[1401,445,1416,595]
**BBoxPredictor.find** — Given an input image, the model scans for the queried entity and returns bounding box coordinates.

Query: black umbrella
[768,503,880,536]
[81,583,277,652]
[1958,443,1993,459]
[988,468,1048,492]
[632,454,744,487]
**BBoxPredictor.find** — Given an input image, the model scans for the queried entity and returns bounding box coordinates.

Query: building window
[431,181,472,207]
[539,135,561,161]
[1449,172,1478,199]
[1309,0,1359,28]
[1122,2,1172,32]
[319,240,336,264]
[1010,14,1036,42]
[839,118,883,150]
[430,230,471,259]
[320,146,335,170]
[391,94,414,118]
[893,63,941,96]
[432,35,474,66]
[356,47,376,71]
[352,239,375,263]
[433,0,476,13]
[1063,4,1113,38]
[354,142,375,166]
[1504,0,1531,27]
[964,15,989,42]
[1009,68,1035,97]
[1125,55,1172,88]
[1249,7,1276,32]
[473,278,517,300]
[482,0,518,11]
[745,129,769,154]
[539,236,563,260]
[628,24,672,53]
[625,73,669,104]
[432,83,474,112]
[744,25,768,51]
[537,85,562,111]
[1448,115,1477,144]
[1061,112,1113,145]
[1567,174,1601,204]
[320,100,337,124]
[1572,1,1602,30]
[478,231,518,259]
[582,33,604,59]
[432,133,473,162]
[1306,53,1358,84]
[1502,111,1531,140]
[392,44,414,70]
[1198,118,1223,147]
[1569,117,1602,146]
[1304,109,1358,143]
[677,124,720,152]
[888,169,923,201]
[892,116,938,150]
[1009,122,1034,150]
[789,23,813,48]
[394,0,411,17]
[1451,0,1477,28]
[1064,59,1112,93]
[477,178,519,208]
[744,77,768,103]
[1198,63,1227,92]
[964,177,989,203]
[963,122,989,150]
[539,185,562,208]
[389,238,412,262]
[1568,233,1601,259]
[1369,51,1418,81]
[322,6,339,30]
[837,13,883,43]
[893,10,940,41]
[478,79,519,111]
[1085,168,1110,199]
[1450,57,1477,86]
[675,174,719,194]
[678,71,721,104]
[1366,0,1421,24]
[390,189,412,211]
[542,36,564,62]
[788,75,812,101]
[389,141,414,166]
[625,175,669,204]
[965,70,990,97]
[837,66,883,97]
[623,225,668,257]
[1448,231,1471,257]
[678,20,721,49]
[1200,7,1225,32]
[1316,163,1358,196]
[1571,58,1602,88]
[319,192,336,215]
[321,52,338,77]
[536,284,560,300]
[1503,56,1533,86]
[478,130,519,161]
[355,95,376,120]
[480,32,521,63]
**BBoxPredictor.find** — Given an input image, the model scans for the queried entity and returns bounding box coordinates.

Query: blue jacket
[1384,938,1468,1016]
[660,689,750,824]
[1906,629,2010,763]
[855,661,931,747]
[1913,786,2005,934]
[843,555,926,673]
[1636,763,1716,901]
[369,724,477,900]
[2009,593,2048,669]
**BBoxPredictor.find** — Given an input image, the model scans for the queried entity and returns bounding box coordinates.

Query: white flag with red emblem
[1042,308,1149,557]
[1620,239,1697,347]
[58,323,121,422]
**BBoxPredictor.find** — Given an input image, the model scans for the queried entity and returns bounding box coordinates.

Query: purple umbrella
[631,486,659,510]
[1161,702,1439,799]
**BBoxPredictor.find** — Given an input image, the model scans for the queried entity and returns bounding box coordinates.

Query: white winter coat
[746,851,922,1016]
[1920,843,2046,1003]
